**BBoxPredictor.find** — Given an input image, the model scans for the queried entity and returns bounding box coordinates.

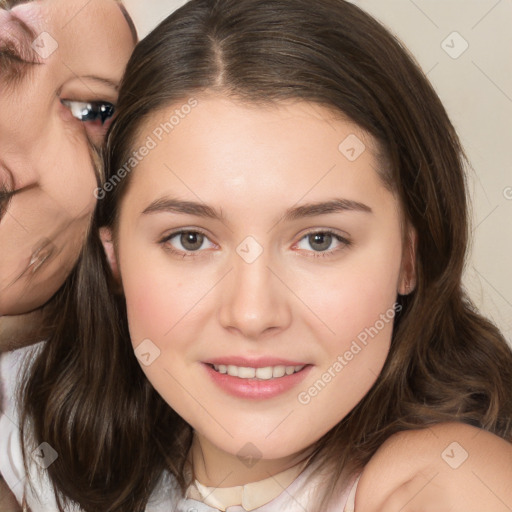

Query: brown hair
[20,0,512,510]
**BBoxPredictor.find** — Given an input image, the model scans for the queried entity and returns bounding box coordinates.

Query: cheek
[293,236,402,406]
[300,242,401,345]
[120,250,210,347]
[38,138,98,215]
[122,270,173,345]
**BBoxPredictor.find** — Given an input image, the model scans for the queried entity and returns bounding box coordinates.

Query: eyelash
[158,229,352,259]
[295,229,352,258]
[0,166,15,221]
[158,229,213,259]
[0,187,14,221]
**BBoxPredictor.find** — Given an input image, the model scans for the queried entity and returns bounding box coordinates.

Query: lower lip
[202,363,313,399]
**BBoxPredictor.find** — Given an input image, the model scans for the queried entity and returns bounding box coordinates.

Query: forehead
[136,96,382,162]
[11,0,133,71]
[122,96,395,216]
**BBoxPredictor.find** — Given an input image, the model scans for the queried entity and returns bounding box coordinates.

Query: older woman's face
[0,0,135,315]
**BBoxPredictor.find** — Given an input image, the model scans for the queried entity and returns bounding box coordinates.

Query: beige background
[123,0,512,343]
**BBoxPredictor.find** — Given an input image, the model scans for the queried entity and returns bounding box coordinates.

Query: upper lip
[204,356,309,368]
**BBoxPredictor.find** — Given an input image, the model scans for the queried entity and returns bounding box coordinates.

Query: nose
[218,251,292,340]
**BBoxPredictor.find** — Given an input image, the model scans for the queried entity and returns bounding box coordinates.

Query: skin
[0,0,135,317]
[103,95,416,488]
[360,422,512,511]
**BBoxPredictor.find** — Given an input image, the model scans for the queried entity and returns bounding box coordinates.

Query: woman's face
[112,96,413,463]
[0,0,135,315]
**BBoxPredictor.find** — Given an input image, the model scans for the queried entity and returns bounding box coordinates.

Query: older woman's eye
[0,187,14,221]
[60,100,115,125]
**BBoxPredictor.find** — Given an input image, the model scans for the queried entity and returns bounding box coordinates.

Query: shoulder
[0,342,52,510]
[354,422,512,512]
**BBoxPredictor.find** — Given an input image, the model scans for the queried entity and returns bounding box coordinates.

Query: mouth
[203,359,313,399]
[206,363,307,380]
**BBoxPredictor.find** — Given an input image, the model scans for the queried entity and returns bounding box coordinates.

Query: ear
[99,227,120,282]
[398,225,417,295]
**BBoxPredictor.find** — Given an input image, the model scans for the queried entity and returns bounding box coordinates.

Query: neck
[0,309,44,352]
[190,432,312,488]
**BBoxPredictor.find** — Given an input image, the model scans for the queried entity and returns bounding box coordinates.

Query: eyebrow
[6,14,121,91]
[0,13,41,84]
[8,13,38,43]
[142,197,373,222]
[283,198,372,220]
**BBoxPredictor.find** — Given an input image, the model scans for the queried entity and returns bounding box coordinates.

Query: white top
[0,343,359,511]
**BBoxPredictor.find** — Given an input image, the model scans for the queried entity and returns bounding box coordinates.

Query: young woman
[9,0,512,510]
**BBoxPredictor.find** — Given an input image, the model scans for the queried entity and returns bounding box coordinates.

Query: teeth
[272,365,286,378]
[227,365,239,377]
[256,367,273,380]
[211,363,305,379]
[238,367,256,378]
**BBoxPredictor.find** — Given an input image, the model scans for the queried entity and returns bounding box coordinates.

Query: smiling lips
[211,363,306,380]
[204,356,309,379]
[203,357,312,399]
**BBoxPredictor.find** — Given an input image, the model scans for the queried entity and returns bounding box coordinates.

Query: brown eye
[295,230,352,258]
[180,232,205,251]
[308,232,333,252]
[159,230,215,257]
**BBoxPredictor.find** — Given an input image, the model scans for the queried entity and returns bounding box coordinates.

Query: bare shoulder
[354,422,512,512]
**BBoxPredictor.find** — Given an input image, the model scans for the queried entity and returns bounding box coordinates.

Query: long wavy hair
[20,0,512,510]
